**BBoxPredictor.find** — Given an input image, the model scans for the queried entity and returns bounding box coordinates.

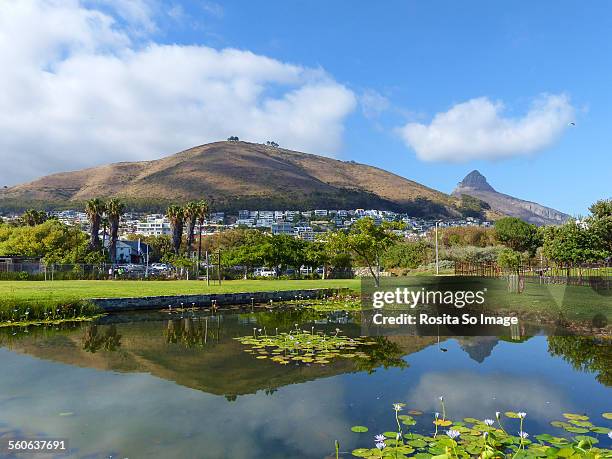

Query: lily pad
[433,419,452,427]
[351,425,369,433]
[602,412,612,419]
[563,426,589,434]
[562,413,589,421]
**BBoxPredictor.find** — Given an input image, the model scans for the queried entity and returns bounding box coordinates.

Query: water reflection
[548,335,612,385]
[0,311,609,458]
[82,324,122,352]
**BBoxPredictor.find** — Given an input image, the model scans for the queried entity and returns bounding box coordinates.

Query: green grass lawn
[0,279,360,303]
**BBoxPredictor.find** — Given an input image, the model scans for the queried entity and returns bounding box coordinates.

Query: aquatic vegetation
[0,299,103,327]
[284,294,362,312]
[344,399,612,458]
[234,325,378,365]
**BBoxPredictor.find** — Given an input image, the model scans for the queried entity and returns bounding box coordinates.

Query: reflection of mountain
[2,316,437,397]
[455,337,500,363]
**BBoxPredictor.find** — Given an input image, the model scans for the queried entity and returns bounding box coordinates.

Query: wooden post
[217,249,222,285]
[206,250,210,286]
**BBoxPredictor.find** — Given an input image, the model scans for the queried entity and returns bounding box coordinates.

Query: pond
[0,308,610,458]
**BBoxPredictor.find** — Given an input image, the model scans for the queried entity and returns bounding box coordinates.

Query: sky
[1,0,611,215]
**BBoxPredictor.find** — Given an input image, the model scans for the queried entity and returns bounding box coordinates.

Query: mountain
[0,141,455,215]
[452,170,570,225]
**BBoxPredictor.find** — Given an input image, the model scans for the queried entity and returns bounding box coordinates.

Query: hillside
[1,141,455,216]
[452,170,571,226]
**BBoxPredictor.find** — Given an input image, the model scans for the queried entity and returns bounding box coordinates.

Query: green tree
[106,198,125,264]
[20,209,47,226]
[303,240,330,277]
[222,231,267,278]
[0,220,91,263]
[263,234,307,273]
[85,198,106,250]
[542,221,607,264]
[494,217,541,256]
[383,241,431,269]
[589,198,612,219]
[166,205,184,255]
[326,217,400,286]
[497,247,524,273]
[587,198,612,257]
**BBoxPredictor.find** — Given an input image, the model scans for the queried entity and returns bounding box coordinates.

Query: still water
[0,308,610,458]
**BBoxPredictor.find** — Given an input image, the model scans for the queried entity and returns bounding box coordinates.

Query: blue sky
[2,1,611,215]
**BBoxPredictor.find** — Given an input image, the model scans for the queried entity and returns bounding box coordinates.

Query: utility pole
[435,221,440,275]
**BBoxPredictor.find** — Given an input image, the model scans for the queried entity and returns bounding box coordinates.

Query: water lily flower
[518,431,529,439]
[435,412,440,419]
[517,412,527,419]
[495,411,501,419]
[374,434,386,442]
[484,419,494,426]
[439,396,444,401]
[393,403,403,411]
[483,432,489,438]
[446,429,460,439]
[608,431,612,439]
[375,441,386,450]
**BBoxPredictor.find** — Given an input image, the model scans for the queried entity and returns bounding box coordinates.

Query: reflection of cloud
[405,371,570,420]
[0,349,349,458]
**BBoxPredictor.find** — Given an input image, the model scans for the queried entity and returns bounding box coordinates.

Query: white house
[105,239,151,264]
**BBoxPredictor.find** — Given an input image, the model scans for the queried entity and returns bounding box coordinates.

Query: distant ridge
[452,170,570,226]
[1,141,456,216]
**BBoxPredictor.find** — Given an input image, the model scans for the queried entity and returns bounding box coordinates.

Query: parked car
[253,267,277,277]
[150,263,171,272]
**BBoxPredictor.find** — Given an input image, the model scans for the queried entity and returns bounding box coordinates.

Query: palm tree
[195,199,210,264]
[183,201,200,255]
[166,205,184,255]
[106,198,125,264]
[21,209,47,226]
[85,198,106,250]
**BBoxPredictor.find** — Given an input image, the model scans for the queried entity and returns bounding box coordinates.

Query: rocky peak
[457,170,495,192]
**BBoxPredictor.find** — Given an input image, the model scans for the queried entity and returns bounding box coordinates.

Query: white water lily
[484,419,494,426]
[446,429,460,439]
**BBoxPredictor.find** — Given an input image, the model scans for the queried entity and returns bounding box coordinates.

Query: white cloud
[0,0,356,185]
[398,94,574,162]
[360,89,390,119]
[200,1,224,18]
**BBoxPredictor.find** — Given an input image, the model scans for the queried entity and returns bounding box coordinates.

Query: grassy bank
[0,279,359,326]
[0,279,359,302]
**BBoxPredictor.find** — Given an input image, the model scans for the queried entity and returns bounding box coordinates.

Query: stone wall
[91,288,344,312]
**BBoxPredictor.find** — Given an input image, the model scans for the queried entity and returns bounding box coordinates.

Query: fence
[455,260,612,287]
[0,262,349,281]
[0,263,158,281]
